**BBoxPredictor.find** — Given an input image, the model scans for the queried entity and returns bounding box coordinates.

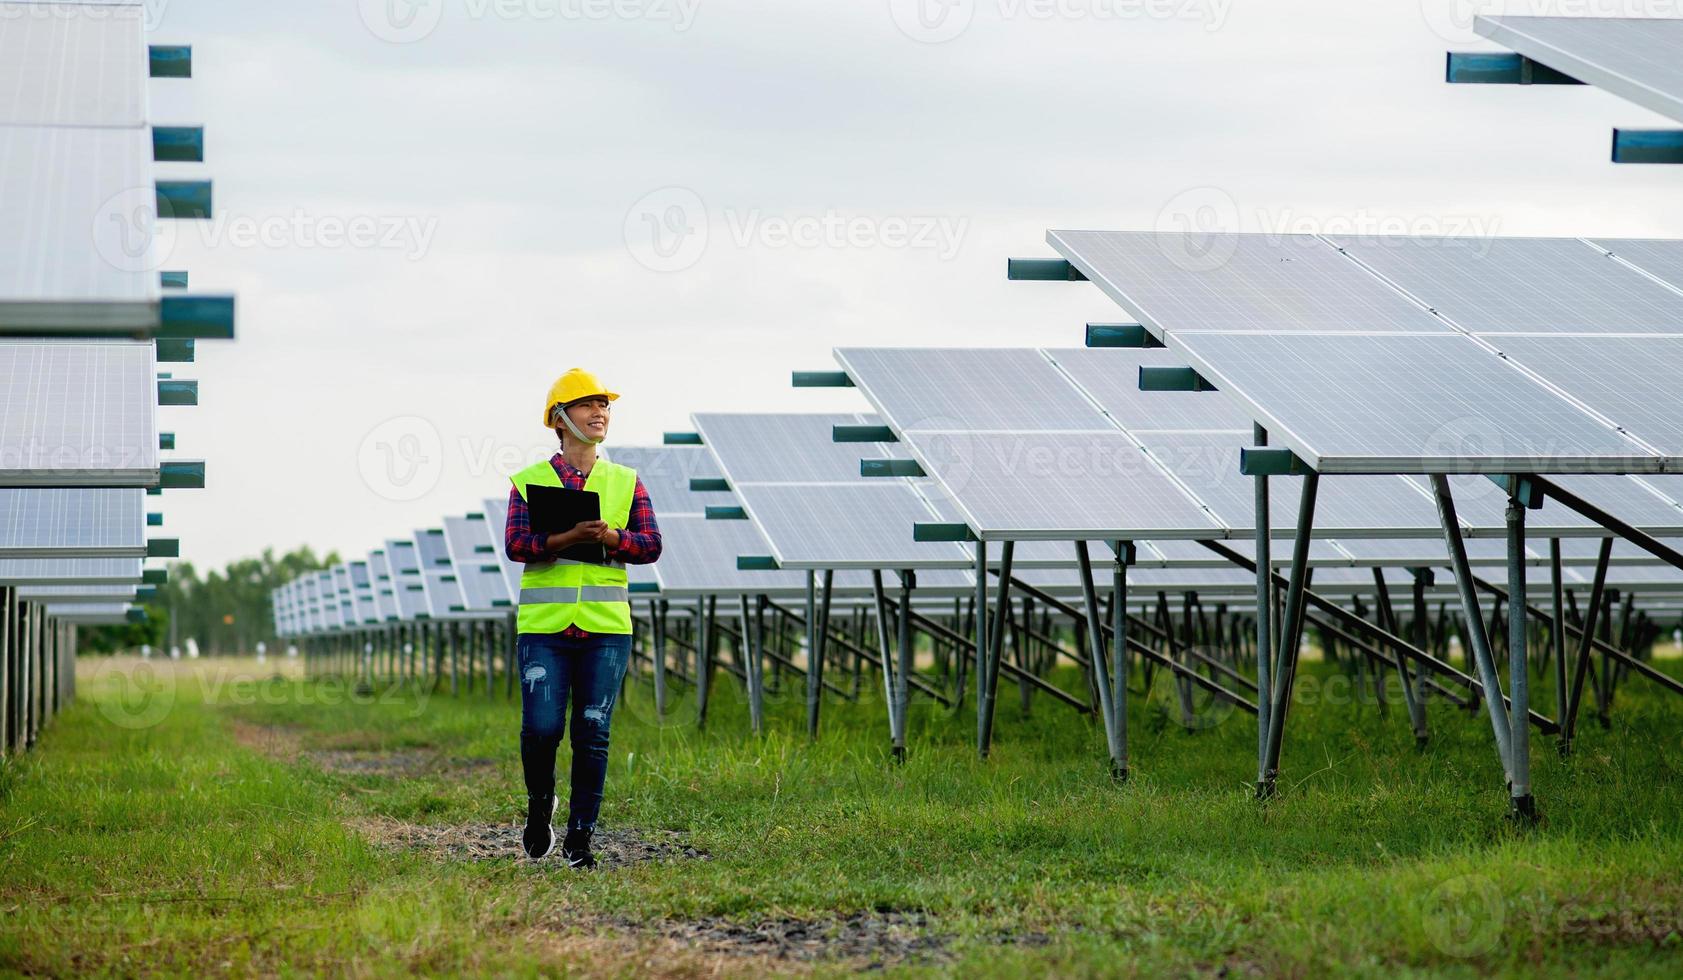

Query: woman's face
[565,397,611,442]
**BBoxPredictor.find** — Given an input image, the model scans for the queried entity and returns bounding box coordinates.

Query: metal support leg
[1259,472,1319,799]
[871,570,904,759]
[697,595,716,729]
[972,539,986,751]
[1563,537,1613,754]
[1076,541,1122,779]
[896,570,915,760]
[1430,475,1515,791]
[1549,539,1568,754]
[1507,494,1536,821]
[805,570,819,739]
[652,598,668,717]
[979,541,1015,759]
[1111,542,1130,780]
[1252,424,1273,789]
[740,594,764,735]
[1372,568,1428,745]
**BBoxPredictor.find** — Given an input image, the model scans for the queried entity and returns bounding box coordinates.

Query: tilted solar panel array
[1049,231,1683,476]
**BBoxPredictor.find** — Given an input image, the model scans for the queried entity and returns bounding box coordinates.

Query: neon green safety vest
[509,457,637,635]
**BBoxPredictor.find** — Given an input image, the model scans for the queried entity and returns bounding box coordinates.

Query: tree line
[77,546,340,655]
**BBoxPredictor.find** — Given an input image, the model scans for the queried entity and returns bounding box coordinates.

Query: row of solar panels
[0,1,227,624]
[273,16,1683,632]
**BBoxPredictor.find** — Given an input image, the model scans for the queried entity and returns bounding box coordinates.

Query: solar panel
[0,1,147,127]
[607,445,735,515]
[1589,239,1683,295]
[654,514,810,594]
[1476,16,1683,124]
[693,412,977,569]
[0,126,159,330]
[0,339,159,485]
[43,601,132,623]
[728,481,965,568]
[1334,536,1512,565]
[478,496,525,599]
[1047,230,1454,336]
[834,348,1113,432]
[365,550,399,621]
[0,488,143,556]
[833,350,1232,541]
[348,560,380,624]
[1494,336,1683,458]
[413,528,474,619]
[1167,332,1659,474]
[692,413,899,484]
[1326,235,1683,335]
[922,431,1226,540]
[1048,348,1254,432]
[19,583,137,601]
[317,570,342,631]
[442,514,514,612]
[384,537,431,620]
[1137,431,1445,535]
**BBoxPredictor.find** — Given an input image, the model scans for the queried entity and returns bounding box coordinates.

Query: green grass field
[3,651,1682,976]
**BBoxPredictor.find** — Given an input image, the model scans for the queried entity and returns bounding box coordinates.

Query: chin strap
[554,404,604,446]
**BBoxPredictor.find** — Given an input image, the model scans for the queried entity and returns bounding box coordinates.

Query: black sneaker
[522,795,556,860]
[561,827,596,869]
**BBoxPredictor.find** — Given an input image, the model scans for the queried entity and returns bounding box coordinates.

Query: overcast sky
[141,0,1683,569]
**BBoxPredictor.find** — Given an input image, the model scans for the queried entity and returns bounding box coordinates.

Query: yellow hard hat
[542,368,619,427]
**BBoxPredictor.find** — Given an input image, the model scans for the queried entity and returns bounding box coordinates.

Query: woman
[504,368,662,867]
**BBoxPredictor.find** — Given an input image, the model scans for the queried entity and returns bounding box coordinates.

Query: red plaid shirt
[504,453,661,637]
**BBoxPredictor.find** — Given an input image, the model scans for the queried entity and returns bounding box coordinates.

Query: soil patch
[613,911,950,967]
[305,749,497,778]
[227,719,495,778]
[350,816,710,867]
[226,719,306,759]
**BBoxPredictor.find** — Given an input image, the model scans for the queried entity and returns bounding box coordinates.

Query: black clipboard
[527,484,609,564]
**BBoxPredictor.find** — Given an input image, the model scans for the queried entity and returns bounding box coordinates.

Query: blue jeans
[517,630,632,833]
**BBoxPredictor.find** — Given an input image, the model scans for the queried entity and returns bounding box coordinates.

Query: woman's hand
[546,520,609,553]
